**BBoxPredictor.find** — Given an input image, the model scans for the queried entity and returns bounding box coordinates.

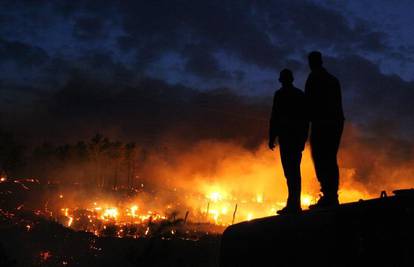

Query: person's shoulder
[293,86,304,92]
[328,73,340,88]
[324,69,339,82]
[292,87,305,96]
[273,89,282,99]
[274,88,283,95]
[306,72,314,80]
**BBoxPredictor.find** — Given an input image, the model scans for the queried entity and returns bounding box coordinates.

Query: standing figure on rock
[305,51,345,209]
[269,69,309,215]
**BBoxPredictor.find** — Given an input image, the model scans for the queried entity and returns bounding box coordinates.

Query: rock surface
[220,189,414,267]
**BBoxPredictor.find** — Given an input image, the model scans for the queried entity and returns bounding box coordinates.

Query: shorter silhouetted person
[305,51,344,209]
[269,69,309,215]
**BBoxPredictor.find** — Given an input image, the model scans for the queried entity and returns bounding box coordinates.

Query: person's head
[308,51,323,71]
[278,69,294,86]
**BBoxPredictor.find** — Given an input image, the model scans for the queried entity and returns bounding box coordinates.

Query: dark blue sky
[0,0,414,142]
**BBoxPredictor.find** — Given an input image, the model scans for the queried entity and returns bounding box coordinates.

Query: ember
[0,137,412,241]
[39,251,52,262]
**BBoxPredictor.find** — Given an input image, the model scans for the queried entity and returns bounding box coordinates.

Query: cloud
[72,16,106,41]
[184,45,229,79]
[0,38,49,68]
[0,0,403,85]
[326,55,414,135]
[114,0,392,74]
[0,0,413,144]
[0,75,266,147]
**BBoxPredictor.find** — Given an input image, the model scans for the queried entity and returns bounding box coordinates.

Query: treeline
[0,130,24,178]
[0,132,140,190]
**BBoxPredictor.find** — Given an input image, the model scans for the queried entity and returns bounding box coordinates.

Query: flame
[301,194,313,207]
[102,208,118,220]
[38,129,414,235]
[256,194,264,203]
[129,205,138,217]
[207,191,223,202]
[39,251,52,262]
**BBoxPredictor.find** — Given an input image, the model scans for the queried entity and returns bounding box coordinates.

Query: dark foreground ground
[0,210,221,267]
[221,189,414,267]
[3,180,414,267]
[0,178,224,266]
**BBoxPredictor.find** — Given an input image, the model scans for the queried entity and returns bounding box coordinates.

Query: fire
[53,149,375,234]
[208,191,223,202]
[1,122,413,240]
[101,208,118,220]
[39,251,52,262]
[12,134,410,237]
[256,194,264,203]
[301,195,313,207]
[129,205,138,217]
[56,199,172,238]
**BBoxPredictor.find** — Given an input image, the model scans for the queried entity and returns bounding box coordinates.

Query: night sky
[1,0,414,144]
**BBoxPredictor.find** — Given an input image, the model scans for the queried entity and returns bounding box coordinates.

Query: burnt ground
[0,210,222,267]
[0,179,223,267]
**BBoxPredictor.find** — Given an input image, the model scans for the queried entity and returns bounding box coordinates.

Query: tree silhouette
[125,142,137,189]
[0,130,25,178]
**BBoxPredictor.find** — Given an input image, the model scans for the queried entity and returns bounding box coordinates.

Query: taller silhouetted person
[269,69,308,215]
[305,51,344,209]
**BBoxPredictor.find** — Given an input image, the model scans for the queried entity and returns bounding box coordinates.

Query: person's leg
[310,124,330,196]
[288,151,302,209]
[323,121,344,200]
[322,154,339,200]
[309,122,342,208]
[280,144,302,210]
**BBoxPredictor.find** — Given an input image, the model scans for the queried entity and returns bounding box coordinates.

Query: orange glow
[50,127,414,235]
[101,208,118,220]
[129,205,138,217]
[55,143,378,233]
[301,194,313,207]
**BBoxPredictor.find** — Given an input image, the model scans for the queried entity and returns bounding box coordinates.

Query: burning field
[1,125,414,266]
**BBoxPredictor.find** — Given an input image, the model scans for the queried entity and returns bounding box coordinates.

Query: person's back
[272,86,308,151]
[305,51,344,209]
[305,68,344,122]
[269,69,308,215]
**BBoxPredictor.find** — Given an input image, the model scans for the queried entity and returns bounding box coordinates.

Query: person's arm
[304,74,311,98]
[269,92,279,150]
[334,78,345,120]
[300,92,310,145]
[304,74,313,122]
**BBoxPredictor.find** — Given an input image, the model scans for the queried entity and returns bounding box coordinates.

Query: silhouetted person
[305,51,344,209]
[269,69,308,215]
